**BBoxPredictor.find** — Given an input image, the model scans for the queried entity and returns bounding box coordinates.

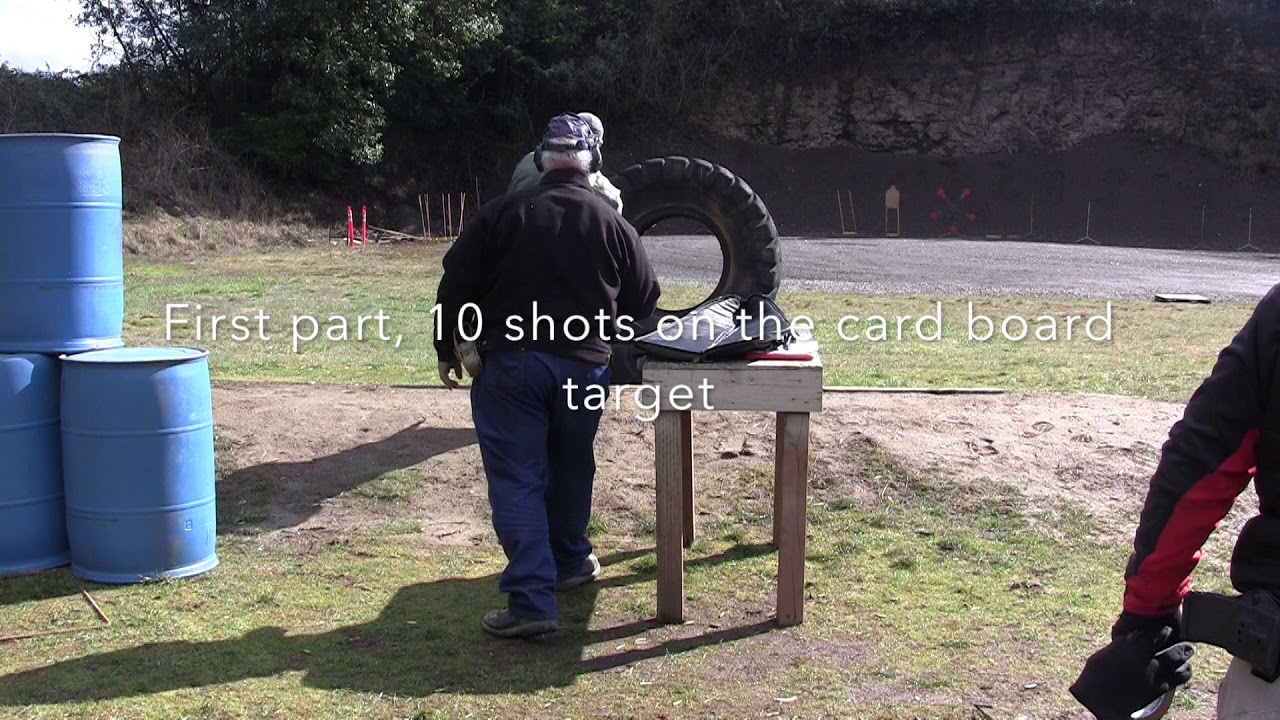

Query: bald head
[576,112,604,147]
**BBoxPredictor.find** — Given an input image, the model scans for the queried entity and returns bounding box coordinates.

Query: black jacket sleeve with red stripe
[1122,283,1280,618]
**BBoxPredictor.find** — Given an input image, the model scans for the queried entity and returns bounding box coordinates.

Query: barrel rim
[0,552,72,577]
[60,346,209,364]
[0,351,62,363]
[70,554,219,585]
[0,133,121,143]
[0,337,126,354]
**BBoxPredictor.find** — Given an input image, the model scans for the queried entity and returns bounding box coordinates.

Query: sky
[0,0,114,73]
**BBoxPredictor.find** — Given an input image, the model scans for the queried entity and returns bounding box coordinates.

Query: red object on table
[746,350,814,361]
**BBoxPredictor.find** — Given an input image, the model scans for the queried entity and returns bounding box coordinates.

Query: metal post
[1239,208,1261,252]
[1075,202,1098,245]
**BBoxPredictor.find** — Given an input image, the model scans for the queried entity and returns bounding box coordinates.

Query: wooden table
[642,343,823,627]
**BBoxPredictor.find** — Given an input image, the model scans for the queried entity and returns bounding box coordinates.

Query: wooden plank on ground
[1154,293,1211,304]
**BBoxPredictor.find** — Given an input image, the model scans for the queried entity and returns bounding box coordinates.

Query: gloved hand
[1069,623,1194,719]
[1111,610,1181,642]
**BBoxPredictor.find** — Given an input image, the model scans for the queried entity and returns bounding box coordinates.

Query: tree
[77,0,500,182]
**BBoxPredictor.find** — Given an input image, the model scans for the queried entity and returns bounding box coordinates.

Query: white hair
[540,137,593,173]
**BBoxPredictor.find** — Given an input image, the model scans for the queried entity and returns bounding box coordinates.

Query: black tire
[613,156,781,317]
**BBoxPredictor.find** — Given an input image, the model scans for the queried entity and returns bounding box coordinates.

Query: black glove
[1111,610,1181,642]
[1069,624,1194,720]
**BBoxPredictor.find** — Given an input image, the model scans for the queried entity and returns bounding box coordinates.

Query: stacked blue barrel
[0,133,218,583]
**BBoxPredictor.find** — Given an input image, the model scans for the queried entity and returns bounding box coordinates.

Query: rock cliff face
[615,20,1280,247]
[698,26,1280,174]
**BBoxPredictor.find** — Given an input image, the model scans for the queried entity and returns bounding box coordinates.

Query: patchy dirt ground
[208,380,1264,716]
[211,381,1250,555]
[7,380,1240,719]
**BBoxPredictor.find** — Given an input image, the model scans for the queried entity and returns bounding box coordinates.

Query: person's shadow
[218,420,479,533]
[0,545,778,705]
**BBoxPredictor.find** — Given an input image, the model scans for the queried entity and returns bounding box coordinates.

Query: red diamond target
[930,185,977,238]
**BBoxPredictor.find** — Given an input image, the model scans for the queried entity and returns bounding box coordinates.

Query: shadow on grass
[0,568,85,607]
[2,422,477,605]
[218,420,478,533]
[0,545,777,704]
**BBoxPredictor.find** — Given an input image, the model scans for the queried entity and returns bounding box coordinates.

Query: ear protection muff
[588,144,602,173]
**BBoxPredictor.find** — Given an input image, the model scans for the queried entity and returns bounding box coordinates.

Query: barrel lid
[61,347,208,364]
[0,133,121,143]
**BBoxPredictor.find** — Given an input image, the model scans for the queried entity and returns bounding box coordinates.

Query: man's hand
[439,360,463,389]
[1070,623,1194,719]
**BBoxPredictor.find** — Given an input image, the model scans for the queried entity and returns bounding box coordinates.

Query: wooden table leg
[774,411,810,626]
[680,411,694,548]
[655,410,686,623]
[773,414,783,546]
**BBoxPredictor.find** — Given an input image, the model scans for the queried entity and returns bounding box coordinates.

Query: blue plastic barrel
[0,353,69,575]
[0,133,125,353]
[61,347,217,583]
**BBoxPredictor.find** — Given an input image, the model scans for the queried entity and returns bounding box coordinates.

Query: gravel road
[644,235,1280,301]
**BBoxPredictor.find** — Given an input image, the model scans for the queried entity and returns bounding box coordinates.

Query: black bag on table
[633,293,793,363]
[607,312,661,385]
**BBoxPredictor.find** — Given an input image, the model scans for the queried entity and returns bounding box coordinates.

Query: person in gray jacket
[507,111,623,213]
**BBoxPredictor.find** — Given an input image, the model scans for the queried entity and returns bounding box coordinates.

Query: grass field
[1,433,1239,719]
[120,243,1254,399]
[1,241,1255,718]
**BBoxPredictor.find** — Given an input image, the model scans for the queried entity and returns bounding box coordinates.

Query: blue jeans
[470,349,610,621]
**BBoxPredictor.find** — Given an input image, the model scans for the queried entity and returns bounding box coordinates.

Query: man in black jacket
[1071,283,1280,718]
[433,113,661,638]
